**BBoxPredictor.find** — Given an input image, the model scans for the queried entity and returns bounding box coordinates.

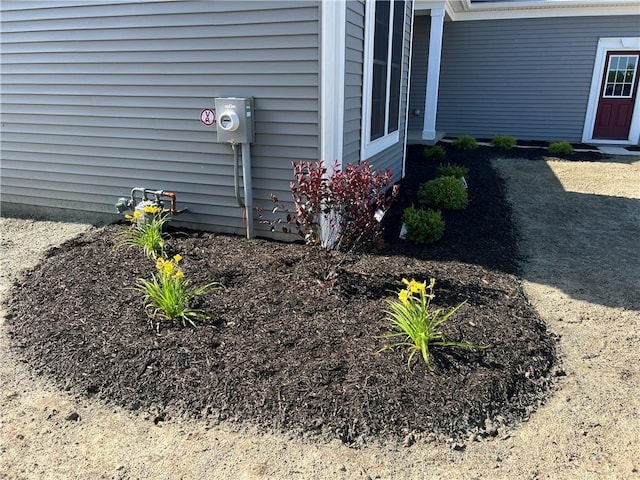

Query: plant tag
[399,223,408,240]
[460,176,468,190]
[374,209,385,223]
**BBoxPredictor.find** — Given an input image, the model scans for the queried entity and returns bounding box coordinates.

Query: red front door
[593,51,639,140]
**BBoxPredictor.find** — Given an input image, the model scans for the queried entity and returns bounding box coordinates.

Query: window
[603,55,638,98]
[362,0,405,158]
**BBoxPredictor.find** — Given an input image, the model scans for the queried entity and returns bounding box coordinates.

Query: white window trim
[582,37,640,145]
[361,0,403,160]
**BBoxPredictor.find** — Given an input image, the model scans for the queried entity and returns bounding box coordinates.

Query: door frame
[583,37,640,145]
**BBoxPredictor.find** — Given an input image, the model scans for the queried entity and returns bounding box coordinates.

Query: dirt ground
[1,153,639,479]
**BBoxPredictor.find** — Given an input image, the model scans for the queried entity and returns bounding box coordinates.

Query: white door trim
[582,37,640,145]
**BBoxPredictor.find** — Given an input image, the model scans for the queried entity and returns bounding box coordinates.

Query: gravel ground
[0,153,639,479]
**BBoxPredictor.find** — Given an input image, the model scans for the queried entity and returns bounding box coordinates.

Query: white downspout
[319,0,346,248]
[241,142,254,239]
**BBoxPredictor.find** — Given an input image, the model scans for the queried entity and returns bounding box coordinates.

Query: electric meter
[218,111,240,132]
[214,97,254,144]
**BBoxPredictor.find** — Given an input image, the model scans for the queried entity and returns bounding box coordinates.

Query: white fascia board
[443,0,640,20]
[320,0,346,172]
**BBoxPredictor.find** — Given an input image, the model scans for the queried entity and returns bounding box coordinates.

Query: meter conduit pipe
[241,142,254,239]
[230,142,254,239]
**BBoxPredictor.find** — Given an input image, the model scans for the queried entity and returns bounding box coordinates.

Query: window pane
[373,1,390,62]
[625,70,634,82]
[622,84,632,96]
[605,85,614,96]
[614,84,623,96]
[388,1,404,133]
[371,62,387,140]
[608,70,616,82]
[370,0,391,141]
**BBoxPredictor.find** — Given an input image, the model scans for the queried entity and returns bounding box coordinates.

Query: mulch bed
[5,143,585,445]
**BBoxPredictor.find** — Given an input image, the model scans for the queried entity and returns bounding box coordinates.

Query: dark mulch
[5,143,575,445]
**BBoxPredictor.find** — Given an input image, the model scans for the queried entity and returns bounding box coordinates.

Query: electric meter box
[214,97,254,144]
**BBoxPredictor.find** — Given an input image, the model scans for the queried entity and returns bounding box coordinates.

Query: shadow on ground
[493,155,640,311]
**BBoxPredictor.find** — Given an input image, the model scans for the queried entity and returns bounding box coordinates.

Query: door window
[603,55,638,98]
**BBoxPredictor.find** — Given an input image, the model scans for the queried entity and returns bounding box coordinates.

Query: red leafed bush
[261,160,398,251]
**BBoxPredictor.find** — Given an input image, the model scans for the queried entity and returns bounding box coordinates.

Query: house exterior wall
[412,14,640,142]
[342,0,412,183]
[0,1,320,235]
[342,1,365,167]
[407,14,429,135]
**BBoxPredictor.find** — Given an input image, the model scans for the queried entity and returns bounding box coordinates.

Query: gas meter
[215,97,254,144]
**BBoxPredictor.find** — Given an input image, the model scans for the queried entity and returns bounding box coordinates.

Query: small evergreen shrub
[401,206,445,245]
[418,176,468,211]
[491,135,517,151]
[437,163,469,179]
[451,135,478,151]
[422,145,446,161]
[548,141,574,155]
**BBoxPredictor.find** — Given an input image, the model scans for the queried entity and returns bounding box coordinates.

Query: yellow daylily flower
[175,270,185,280]
[398,289,410,305]
[402,278,426,294]
[143,205,162,214]
[173,254,183,263]
[409,280,426,294]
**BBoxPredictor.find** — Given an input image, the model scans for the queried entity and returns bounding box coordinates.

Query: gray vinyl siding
[0,1,320,235]
[343,0,365,167]
[436,15,640,142]
[343,0,412,182]
[407,14,429,134]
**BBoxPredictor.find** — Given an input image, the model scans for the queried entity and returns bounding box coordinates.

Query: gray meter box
[214,97,254,144]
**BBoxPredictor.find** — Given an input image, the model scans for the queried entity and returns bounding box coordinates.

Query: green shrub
[491,135,517,151]
[422,145,446,161]
[548,141,574,155]
[401,206,445,245]
[437,163,469,179]
[451,135,478,151]
[418,176,468,211]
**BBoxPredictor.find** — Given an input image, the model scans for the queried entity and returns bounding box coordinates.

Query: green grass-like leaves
[114,207,169,259]
[378,278,487,371]
[135,255,220,329]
